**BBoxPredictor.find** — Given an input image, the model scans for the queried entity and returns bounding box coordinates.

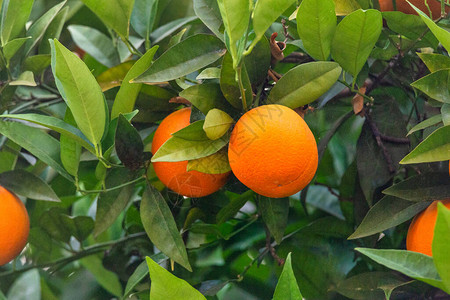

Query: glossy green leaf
[433,203,450,292]
[146,257,204,299]
[383,172,450,202]
[134,34,226,83]
[60,109,81,178]
[151,133,228,162]
[0,113,94,153]
[38,7,68,54]
[23,54,51,74]
[196,67,221,80]
[260,196,289,244]
[216,190,254,224]
[0,120,73,181]
[244,35,271,85]
[331,9,382,78]
[81,255,123,297]
[0,0,34,45]
[251,0,297,49]
[51,39,107,148]
[2,37,31,61]
[187,148,231,174]
[7,270,40,300]
[141,182,192,271]
[356,248,446,291]
[80,0,134,38]
[150,16,198,44]
[400,125,450,164]
[194,0,223,40]
[297,0,336,61]
[268,61,342,108]
[171,120,209,141]
[443,104,450,126]
[131,0,158,40]
[180,83,235,116]
[68,25,120,68]
[9,71,36,86]
[407,114,442,136]
[115,115,144,170]
[111,46,158,119]
[411,69,450,103]
[203,109,234,140]
[22,1,66,57]
[220,52,252,109]
[60,215,94,242]
[96,61,135,91]
[0,169,60,202]
[334,0,361,15]
[348,196,430,239]
[216,0,251,63]
[273,253,303,300]
[417,53,450,72]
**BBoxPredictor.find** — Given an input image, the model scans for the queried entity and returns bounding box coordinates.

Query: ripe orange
[379,0,448,19]
[0,186,30,266]
[151,108,230,198]
[406,199,450,256]
[228,104,318,198]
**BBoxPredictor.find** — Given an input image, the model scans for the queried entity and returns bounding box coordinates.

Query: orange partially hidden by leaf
[406,199,450,256]
[228,104,318,198]
[379,0,449,19]
[151,108,230,198]
[0,186,30,266]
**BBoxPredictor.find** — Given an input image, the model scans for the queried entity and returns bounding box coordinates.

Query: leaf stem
[236,64,248,112]
[78,176,144,194]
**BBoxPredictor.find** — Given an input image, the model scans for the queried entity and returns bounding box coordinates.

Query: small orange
[379,0,448,19]
[0,186,30,266]
[406,199,450,256]
[151,108,230,198]
[228,104,318,198]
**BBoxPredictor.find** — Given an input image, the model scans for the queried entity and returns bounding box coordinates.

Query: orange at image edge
[379,0,449,19]
[406,199,450,256]
[0,186,30,266]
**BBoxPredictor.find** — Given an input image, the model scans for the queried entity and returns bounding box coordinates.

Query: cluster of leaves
[0,0,450,299]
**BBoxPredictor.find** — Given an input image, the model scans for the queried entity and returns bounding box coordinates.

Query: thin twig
[264,226,285,266]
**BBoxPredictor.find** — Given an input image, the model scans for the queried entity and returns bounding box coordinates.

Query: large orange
[406,199,450,256]
[228,104,318,198]
[0,186,30,266]
[151,108,230,198]
[379,0,448,19]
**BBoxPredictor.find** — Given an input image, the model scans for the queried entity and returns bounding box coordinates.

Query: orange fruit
[406,199,450,256]
[0,186,30,266]
[379,0,448,19]
[228,104,318,198]
[151,107,230,198]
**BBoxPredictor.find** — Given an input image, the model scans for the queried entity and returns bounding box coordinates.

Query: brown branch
[264,226,285,266]
[281,19,295,42]
[380,134,410,144]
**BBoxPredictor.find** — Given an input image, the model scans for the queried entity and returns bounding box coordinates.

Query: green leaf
[131,0,158,40]
[331,9,382,78]
[50,39,107,148]
[96,61,135,90]
[0,113,94,153]
[443,104,450,126]
[193,0,224,41]
[187,148,231,174]
[244,35,271,86]
[267,61,342,108]
[273,253,303,300]
[0,169,60,202]
[0,120,73,181]
[220,52,253,109]
[22,1,66,57]
[151,133,229,162]
[196,67,221,80]
[23,54,51,74]
[417,53,450,72]
[38,7,68,54]
[407,114,442,136]
[0,0,34,45]
[9,71,36,87]
[411,69,450,103]
[216,0,251,64]
[141,182,192,271]
[124,261,149,297]
[383,172,450,202]
[180,83,235,116]
[203,109,234,140]
[150,16,198,44]
[334,0,361,15]
[81,255,123,297]
[400,125,450,164]
[39,208,73,243]
[216,190,254,224]
[356,248,446,291]
[251,0,297,49]
[68,25,120,68]
[2,37,31,61]
[111,46,158,119]
[7,270,40,300]
[297,0,336,61]
[433,203,450,292]
[115,114,144,170]
[348,196,430,239]
[171,120,209,141]
[60,215,94,242]
[133,34,226,83]
[410,3,450,52]
[260,196,289,244]
[60,109,81,177]
[146,256,205,299]
[80,0,134,38]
